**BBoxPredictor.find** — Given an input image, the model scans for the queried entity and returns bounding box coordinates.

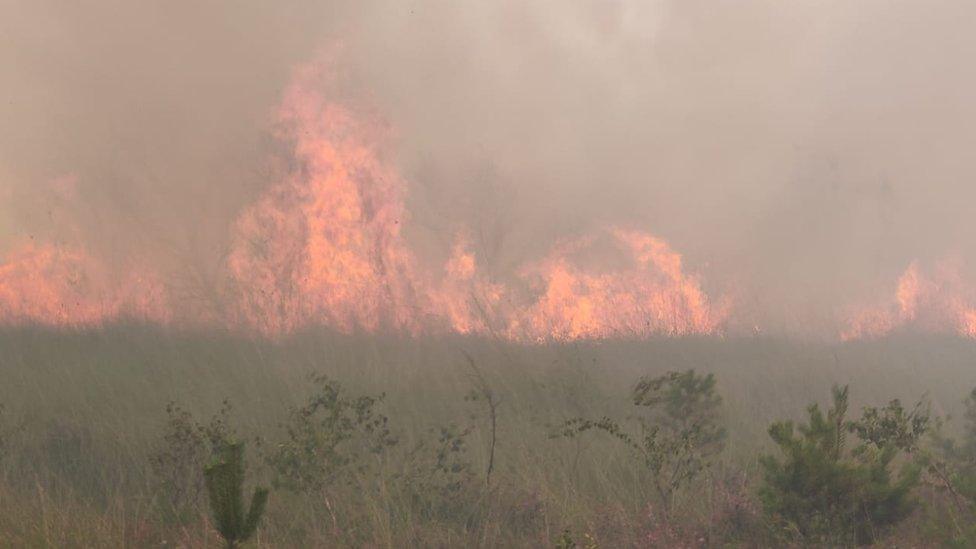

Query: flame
[223,61,725,340]
[962,309,976,338]
[894,262,922,322]
[225,63,506,337]
[431,235,505,335]
[0,241,170,327]
[0,59,726,341]
[843,260,976,340]
[508,229,725,341]
[226,63,424,336]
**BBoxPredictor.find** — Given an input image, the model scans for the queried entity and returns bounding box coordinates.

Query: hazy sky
[2,1,975,335]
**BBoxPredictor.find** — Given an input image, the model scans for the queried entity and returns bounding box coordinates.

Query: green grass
[0,324,973,546]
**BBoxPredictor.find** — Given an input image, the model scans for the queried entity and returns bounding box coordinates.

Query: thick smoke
[2,1,976,338]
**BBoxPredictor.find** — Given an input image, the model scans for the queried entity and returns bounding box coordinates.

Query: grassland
[0,325,972,546]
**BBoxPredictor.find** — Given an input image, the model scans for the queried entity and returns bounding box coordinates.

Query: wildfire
[22,58,964,343]
[842,260,976,340]
[225,62,424,336]
[219,61,727,340]
[508,229,725,341]
[0,241,170,327]
[222,64,507,338]
[433,236,505,335]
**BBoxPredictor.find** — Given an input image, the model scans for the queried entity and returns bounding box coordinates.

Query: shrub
[554,527,598,549]
[919,387,976,545]
[402,423,476,521]
[266,373,397,495]
[929,388,976,497]
[850,397,930,453]
[462,351,501,487]
[204,441,269,548]
[759,385,921,545]
[149,400,237,519]
[556,369,725,513]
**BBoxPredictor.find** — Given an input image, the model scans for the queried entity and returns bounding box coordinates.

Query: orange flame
[223,61,726,340]
[843,260,976,340]
[0,60,726,341]
[507,229,725,341]
[0,241,170,327]
[226,64,423,336]
[225,63,506,337]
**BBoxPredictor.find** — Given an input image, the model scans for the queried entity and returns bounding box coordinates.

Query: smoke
[2,1,976,338]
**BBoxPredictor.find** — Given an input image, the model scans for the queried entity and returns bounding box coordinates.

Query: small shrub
[850,397,930,453]
[462,351,501,487]
[704,471,767,545]
[204,441,269,548]
[403,423,476,520]
[928,389,976,498]
[267,373,397,495]
[556,369,725,513]
[149,399,237,518]
[918,387,976,545]
[554,528,598,549]
[759,385,921,545]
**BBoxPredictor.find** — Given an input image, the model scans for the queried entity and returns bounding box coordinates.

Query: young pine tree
[204,441,269,548]
[759,385,921,546]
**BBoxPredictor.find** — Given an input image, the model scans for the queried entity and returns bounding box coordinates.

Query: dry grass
[0,324,972,546]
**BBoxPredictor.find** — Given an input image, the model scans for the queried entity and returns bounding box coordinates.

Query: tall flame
[0,59,726,341]
[226,63,424,336]
[222,62,726,340]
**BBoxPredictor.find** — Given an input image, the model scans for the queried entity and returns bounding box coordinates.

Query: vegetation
[921,388,976,545]
[204,442,269,548]
[266,372,396,495]
[555,370,725,514]
[1,325,976,546]
[462,351,501,487]
[149,399,236,519]
[759,385,922,545]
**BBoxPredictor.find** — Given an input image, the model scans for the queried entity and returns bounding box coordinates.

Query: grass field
[0,325,973,546]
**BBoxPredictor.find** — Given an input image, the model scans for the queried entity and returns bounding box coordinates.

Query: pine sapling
[204,441,269,548]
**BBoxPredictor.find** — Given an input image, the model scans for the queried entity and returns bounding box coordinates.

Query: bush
[266,373,397,495]
[850,397,930,453]
[759,385,921,545]
[402,423,477,521]
[149,399,237,519]
[204,441,269,548]
[920,387,976,545]
[556,369,725,513]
